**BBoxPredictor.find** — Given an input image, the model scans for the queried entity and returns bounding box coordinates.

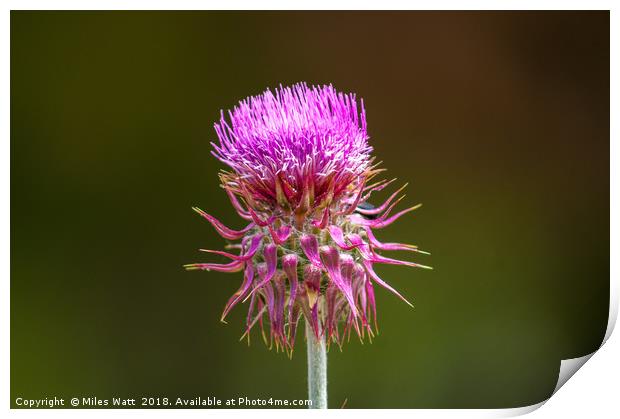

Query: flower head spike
[186,82,430,354]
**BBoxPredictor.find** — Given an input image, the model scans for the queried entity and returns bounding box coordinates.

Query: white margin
[2,1,617,418]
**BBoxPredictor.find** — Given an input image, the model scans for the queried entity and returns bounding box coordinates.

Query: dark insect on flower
[354,201,380,220]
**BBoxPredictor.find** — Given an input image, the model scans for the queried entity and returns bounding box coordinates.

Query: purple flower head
[186,82,430,354]
[212,83,372,220]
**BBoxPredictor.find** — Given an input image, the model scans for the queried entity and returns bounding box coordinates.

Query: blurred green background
[11,11,609,408]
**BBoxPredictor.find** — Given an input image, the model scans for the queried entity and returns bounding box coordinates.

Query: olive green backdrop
[11,11,609,408]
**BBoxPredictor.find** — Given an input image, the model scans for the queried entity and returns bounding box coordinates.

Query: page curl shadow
[499,284,617,417]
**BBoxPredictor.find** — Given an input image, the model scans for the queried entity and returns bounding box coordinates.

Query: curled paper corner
[497,291,617,418]
[551,301,617,397]
[496,401,546,417]
[495,352,599,418]
[552,353,595,395]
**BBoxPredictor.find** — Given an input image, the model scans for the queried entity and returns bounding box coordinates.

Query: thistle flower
[186,83,430,354]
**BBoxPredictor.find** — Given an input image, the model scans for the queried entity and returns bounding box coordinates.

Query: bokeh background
[11,11,609,408]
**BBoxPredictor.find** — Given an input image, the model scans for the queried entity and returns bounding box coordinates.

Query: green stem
[306,320,327,409]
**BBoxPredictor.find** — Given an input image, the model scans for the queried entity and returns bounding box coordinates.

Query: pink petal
[319,246,358,318]
[184,259,244,273]
[339,253,355,285]
[282,254,299,331]
[261,280,276,346]
[300,234,322,267]
[273,273,287,348]
[225,189,253,221]
[244,244,278,300]
[366,227,420,252]
[268,224,292,245]
[334,177,366,216]
[364,205,422,229]
[328,225,363,251]
[303,264,322,309]
[352,264,369,326]
[346,233,373,259]
[245,292,257,333]
[365,279,377,330]
[247,207,276,227]
[192,207,255,240]
[350,233,432,270]
[200,234,263,261]
[370,254,430,269]
[355,184,407,216]
[360,178,397,202]
[221,262,255,321]
[325,283,340,341]
[312,206,330,229]
[363,260,413,307]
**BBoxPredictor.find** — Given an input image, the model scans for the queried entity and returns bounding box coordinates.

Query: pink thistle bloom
[186,82,431,353]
